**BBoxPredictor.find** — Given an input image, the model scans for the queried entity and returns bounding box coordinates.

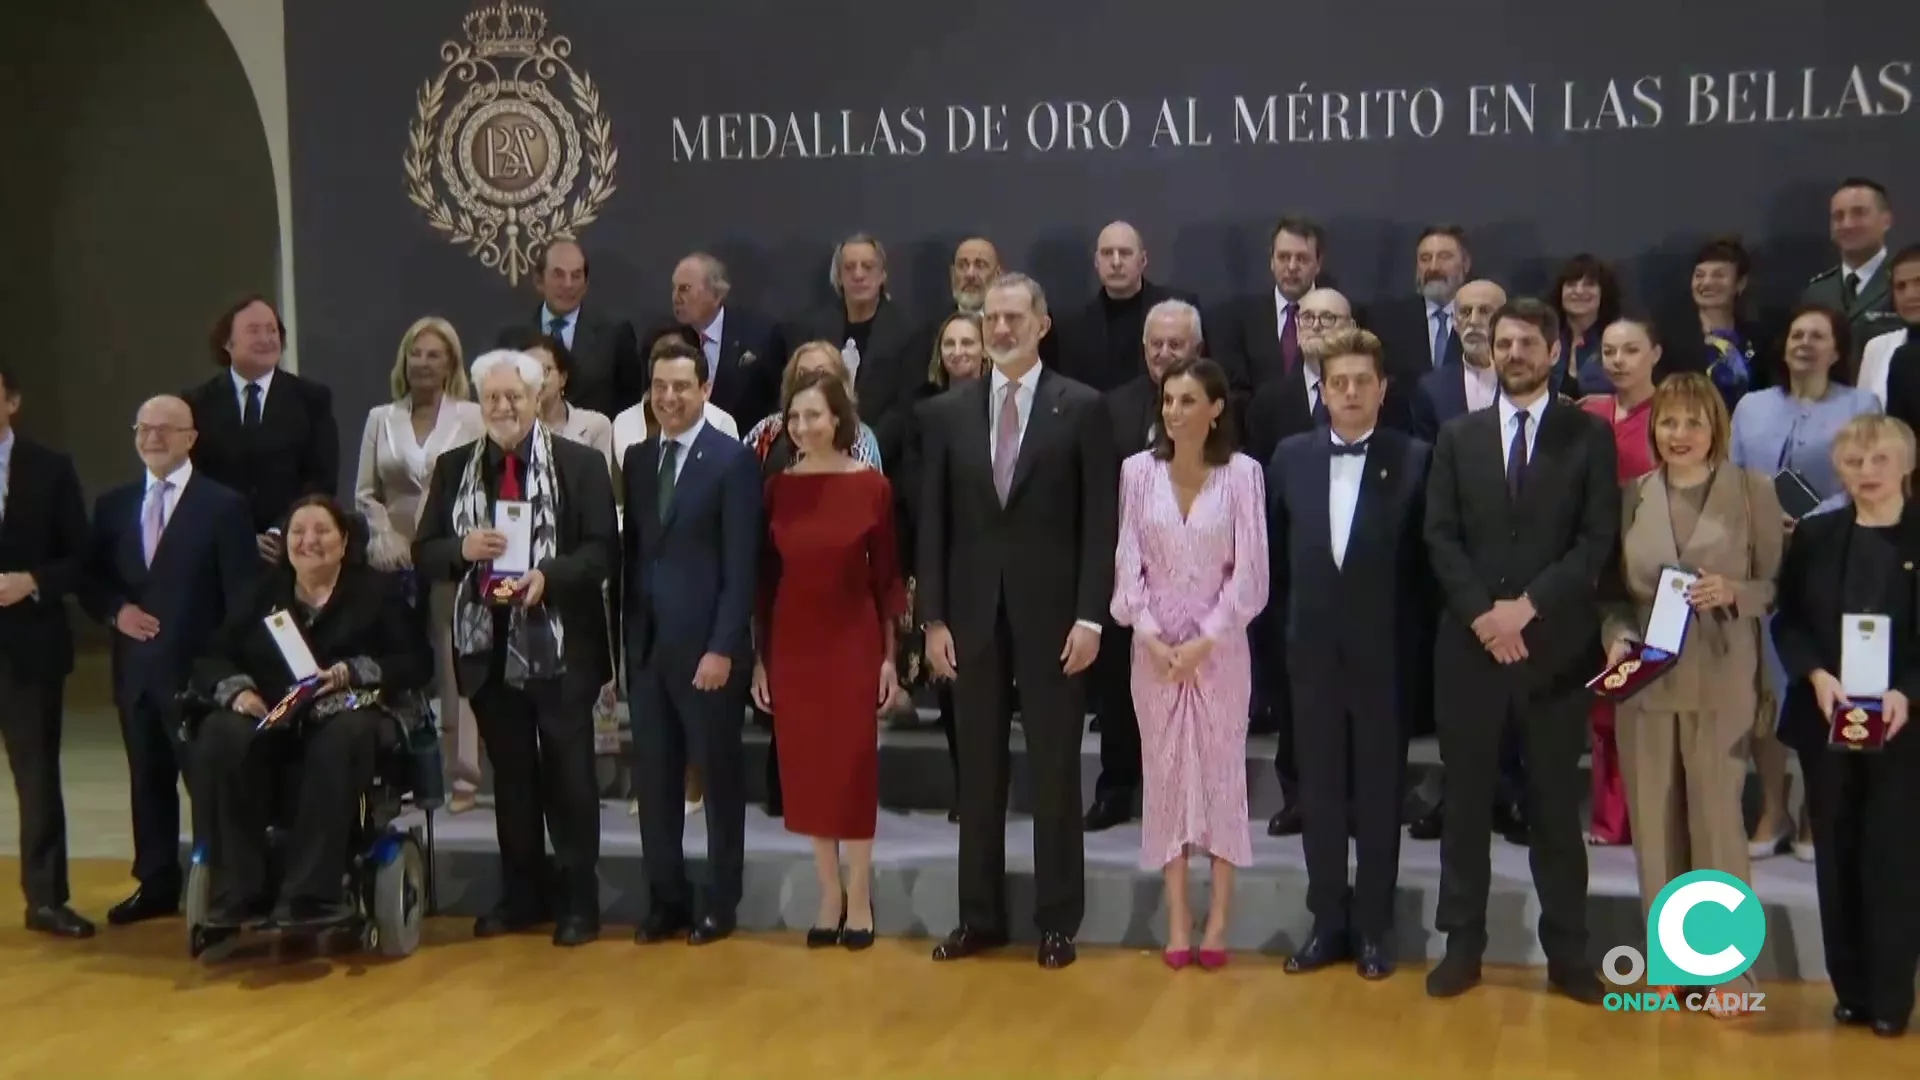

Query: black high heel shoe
[842,898,876,951]
[806,896,846,948]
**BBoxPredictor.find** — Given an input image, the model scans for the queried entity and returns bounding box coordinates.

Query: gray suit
[1803,259,1904,362]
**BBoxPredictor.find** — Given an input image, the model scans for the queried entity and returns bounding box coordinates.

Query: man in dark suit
[0,369,94,938]
[657,251,785,426]
[1045,221,1203,392]
[1267,329,1430,981]
[1084,299,1201,832]
[184,295,338,558]
[1422,298,1617,1002]
[414,348,619,947]
[1371,224,1470,385]
[520,240,644,418]
[1214,216,1328,401]
[621,339,761,947]
[787,233,919,468]
[82,395,255,924]
[918,273,1118,969]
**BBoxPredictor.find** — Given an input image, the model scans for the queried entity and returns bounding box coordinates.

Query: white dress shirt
[1303,365,1323,416]
[541,304,579,350]
[231,367,274,417]
[1857,327,1911,406]
[1462,361,1499,413]
[1497,393,1549,471]
[1328,428,1372,568]
[144,460,193,531]
[656,417,707,483]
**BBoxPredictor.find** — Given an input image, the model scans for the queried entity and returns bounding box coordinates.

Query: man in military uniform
[1802,177,1901,360]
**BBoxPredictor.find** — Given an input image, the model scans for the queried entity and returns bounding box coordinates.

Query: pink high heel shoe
[1196,948,1230,971]
[1163,947,1196,970]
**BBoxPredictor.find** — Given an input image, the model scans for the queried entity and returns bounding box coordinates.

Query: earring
[1210,419,1218,430]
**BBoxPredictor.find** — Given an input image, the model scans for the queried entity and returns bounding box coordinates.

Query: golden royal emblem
[1841,706,1871,743]
[1602,659,1642,691]
[491,578,520,602]
[405,2,619,285]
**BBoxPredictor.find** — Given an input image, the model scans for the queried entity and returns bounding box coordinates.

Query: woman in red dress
[752,368,906,951]
[1577,316,1662,846]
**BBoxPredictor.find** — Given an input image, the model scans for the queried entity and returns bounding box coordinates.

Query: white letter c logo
[1658,880,1748,978]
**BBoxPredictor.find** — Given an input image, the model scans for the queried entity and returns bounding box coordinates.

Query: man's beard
[1419,275,1458,303]
[1497,365,1549,397]
[954,288,985,313]
[985,341,1026,367]
[1461,335,1490,366]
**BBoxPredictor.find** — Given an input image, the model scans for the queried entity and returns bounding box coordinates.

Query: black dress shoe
[635,907,692,944]
[107,888,181,926]
[25,905,95,939]
[1425,949,1483,998]
[474,906,545,939]
[688,913,735,945]
[1833,1003,1874,1026]
[1872,1019,1908,1038]
[1407,807,1443,841]
[807,897,846,949]
[552,916,599,947]
[931,925,1008,961]
[1283,932,1353,974]
[1548,967,1605,1005]
[1355,939,1395,980]
[1038,931,1076,969]
[1266,806,1303,837]
[1083,794,1133,832]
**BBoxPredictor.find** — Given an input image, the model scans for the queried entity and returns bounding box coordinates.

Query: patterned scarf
[450,423,566,686]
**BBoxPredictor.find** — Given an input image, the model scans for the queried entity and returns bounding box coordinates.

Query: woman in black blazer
[192,495,429,927]
[1771,414,1920,1038]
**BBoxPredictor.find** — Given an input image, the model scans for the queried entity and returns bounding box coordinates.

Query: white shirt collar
[1844,247,1890,285]
[1498,392,1550,431]
[1426,297,1457,320]
[1331,427,1374,447]
[541,304,579,330]
[701,307,726,345]
[147,460,192,491]
[663,416,707,450]
[230,367,274,397]
[991,361,1043,396]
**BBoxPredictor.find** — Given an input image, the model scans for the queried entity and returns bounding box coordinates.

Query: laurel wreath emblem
[404,28,617,285]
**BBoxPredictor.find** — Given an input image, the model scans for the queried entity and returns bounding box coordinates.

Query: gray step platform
[409,803,1829,980]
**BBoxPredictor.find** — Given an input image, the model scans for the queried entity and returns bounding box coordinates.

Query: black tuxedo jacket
[1423,401,1620,699]
[618,424,761,674]
[642,306,786,428]
[0,438,87,681]
[1369,296,1463,385]
[915,367,1118,655]
[528,304,644,419]
[1044,281,1203,393]
[413,433,620,692]
[191,562,429,707]
[184,368,339,534]
[1267,426,1435,728]
[1771,504,1920,750]
[788,298,919,468]
[1244,365,1415,467]
[84,471,256,708]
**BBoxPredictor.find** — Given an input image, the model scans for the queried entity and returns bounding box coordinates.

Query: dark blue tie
[1331,439,1368,457]
[1311,386,1329,425]
[1506,411,1530,499]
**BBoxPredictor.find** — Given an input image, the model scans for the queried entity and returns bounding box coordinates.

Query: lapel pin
[1379,468,1388,479]
[1906,562,1914,571]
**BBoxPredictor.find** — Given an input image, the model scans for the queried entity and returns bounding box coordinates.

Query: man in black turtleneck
[1045,221,1202,391]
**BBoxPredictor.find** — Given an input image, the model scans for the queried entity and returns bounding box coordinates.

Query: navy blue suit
[1409,364,1471,444]
[83,470,255,897]
[1268,426,1431,940]
[620,421,761,918]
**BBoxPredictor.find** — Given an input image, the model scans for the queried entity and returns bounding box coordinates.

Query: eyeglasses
[1296,312,1350,328]
[132,424,190,438]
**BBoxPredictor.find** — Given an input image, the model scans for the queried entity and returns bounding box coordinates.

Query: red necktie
[500,451,523,500]
[1280,304,1301,373]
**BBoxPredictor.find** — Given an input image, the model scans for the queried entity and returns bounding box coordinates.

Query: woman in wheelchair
[192,495,430,927]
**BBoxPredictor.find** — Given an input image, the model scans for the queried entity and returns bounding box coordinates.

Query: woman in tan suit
[1602,372,1784,1016]
[353,315,485,810]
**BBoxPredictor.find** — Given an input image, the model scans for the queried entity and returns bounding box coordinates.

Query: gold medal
[1842,722,1870,742]
[491,579,518,602]
[1601,658,1642,692]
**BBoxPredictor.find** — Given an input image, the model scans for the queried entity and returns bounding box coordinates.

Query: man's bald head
[1095,220,1147,298]
[1298,287,1355,361]
[134,394,197,475]
[1454,279,1509,364]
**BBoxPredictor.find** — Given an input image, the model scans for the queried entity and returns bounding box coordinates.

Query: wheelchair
[175,684,444,961]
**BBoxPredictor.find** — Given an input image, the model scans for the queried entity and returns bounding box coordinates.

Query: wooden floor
[0,861,1904,1079]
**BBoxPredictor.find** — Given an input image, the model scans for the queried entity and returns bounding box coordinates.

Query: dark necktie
[1331,439,1368,457]
[657,440,679,520]
[242,382,262,427]
[549,315,567,340]
[499,451,523,501]
[1310,384,1329,425]
[1506,411,1531,500]
[1843,271,1861,311]
[1280,303,1301,373]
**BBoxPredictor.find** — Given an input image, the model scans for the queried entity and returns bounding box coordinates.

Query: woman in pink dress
[1111,356,1270,971]
[1577,316,1662,846]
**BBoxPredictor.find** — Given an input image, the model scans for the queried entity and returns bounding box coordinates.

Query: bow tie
[1331,440,1369,457]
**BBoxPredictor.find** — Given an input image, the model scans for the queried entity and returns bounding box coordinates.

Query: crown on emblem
[463,1,548,57]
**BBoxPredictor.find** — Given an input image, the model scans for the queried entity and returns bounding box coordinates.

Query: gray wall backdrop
[286,0,1919,461]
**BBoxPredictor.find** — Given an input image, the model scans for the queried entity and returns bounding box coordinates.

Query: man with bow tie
[1265,329,1432,980]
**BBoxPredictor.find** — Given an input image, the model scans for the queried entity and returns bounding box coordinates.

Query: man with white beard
[1373,225,1471,384]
